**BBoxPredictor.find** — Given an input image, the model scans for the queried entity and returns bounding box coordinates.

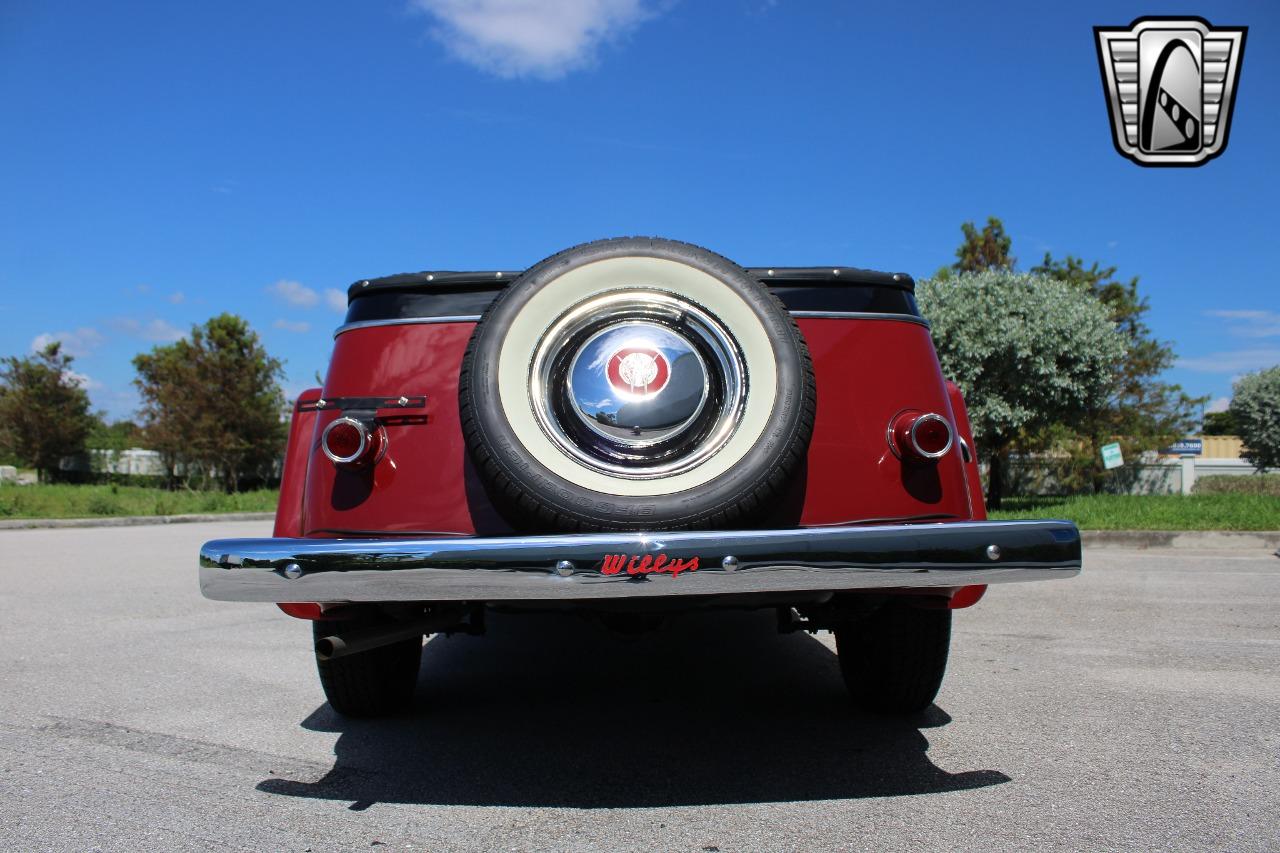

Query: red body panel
[274,389,321,538]
[292,318,979,538]
[793,318,971,526]
[946,379,987,521]
[302,323,483,537]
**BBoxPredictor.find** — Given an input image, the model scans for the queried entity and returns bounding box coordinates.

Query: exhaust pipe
[315,610,470,661]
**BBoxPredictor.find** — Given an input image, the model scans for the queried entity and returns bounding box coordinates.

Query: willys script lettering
[599,553,700,577]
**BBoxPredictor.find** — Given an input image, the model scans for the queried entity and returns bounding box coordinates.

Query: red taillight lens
[322,416,381,466]
[912,415,952,456]
[889,411,954,461]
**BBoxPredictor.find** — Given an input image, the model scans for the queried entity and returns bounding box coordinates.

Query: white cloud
[63,369,103,391]
[1178,348,1280,374]
[267,279,319,308]
[1204,309,1280,338]
[273,319,312,334]
[167,291,186,304]
[110,317,185,343]
[31,327,105,358]
[325,288,348,313]
[413,0,655,79]
[1205,396,1230,414]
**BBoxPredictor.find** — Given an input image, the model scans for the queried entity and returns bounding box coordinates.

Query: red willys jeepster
[199,237,1080,717]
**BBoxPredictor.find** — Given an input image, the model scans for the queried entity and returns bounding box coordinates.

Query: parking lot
[1,521,1278,851]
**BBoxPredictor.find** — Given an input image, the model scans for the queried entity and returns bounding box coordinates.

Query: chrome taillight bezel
[887,410,955,462]
[321,416,385,467]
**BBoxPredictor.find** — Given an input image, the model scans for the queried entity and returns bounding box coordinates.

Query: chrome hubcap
[530,290,747,479]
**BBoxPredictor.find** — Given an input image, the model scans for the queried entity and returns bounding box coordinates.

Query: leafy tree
[917,270,1127,508]
[952,216,1015,273]
[0,343,97,481]
[1229,366,1280,471]
[133,314,286,490]
[88,418,145,451]
[1029,253,1203,490]
[1201,410,1238,436]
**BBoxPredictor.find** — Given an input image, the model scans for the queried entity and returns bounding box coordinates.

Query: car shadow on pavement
[257,609,1009,808]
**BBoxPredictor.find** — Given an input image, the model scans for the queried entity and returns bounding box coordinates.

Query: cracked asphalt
[1,521,1278,851]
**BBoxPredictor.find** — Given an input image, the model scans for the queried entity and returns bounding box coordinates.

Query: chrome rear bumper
[198,520,1080,603]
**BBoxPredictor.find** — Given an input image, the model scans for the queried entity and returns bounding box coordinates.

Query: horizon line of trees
[0,314,287,490]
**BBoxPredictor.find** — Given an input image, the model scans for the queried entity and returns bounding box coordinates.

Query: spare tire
[459,237,815,531]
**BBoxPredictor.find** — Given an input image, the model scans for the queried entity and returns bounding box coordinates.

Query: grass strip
[990,493,1280,531]
[0,484,278,519]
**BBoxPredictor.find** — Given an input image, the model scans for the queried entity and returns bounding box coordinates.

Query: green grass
[990,493,1280,531]
[0,484,279,519]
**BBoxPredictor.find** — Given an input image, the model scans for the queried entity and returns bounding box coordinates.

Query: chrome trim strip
[334,311,930,338]
[334,316,483,337]
[199,520,1080,603]
[789,311,930,327]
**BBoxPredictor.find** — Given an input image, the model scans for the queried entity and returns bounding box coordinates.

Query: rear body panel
[295,316,974,537]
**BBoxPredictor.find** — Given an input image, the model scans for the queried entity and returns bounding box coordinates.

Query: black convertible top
[346,266,914,301]
[338,266,920,326]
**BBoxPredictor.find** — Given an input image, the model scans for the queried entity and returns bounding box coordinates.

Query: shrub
[1193,474,1280,496]
[1229,366,1280,472]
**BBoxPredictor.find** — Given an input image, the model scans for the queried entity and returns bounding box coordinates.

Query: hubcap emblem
[606,347,670,397]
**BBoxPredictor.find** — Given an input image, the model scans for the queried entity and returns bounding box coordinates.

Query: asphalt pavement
[1,522,1277,852]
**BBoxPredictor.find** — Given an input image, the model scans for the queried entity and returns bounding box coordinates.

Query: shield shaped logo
[1094,17,1247,166]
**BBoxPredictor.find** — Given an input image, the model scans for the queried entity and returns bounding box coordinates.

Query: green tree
[133,314,286,490]
[88,418,145,451]
[1201,410,1238,436]
[952,216,1015,273]
[0,343,97,481]
[1229,366,1280,471]
[1029,253,1203,490]
[917,270,1127,508]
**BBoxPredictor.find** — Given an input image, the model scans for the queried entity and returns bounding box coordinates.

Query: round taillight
[911,414,953,457]
[322,416,380,466]
[889,411,954,461]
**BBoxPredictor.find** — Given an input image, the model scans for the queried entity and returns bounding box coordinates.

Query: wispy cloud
[325,288,348,313]
[267,279,319,308]
[273,319,312,334]
[1205,396,1230,414]
[1204,309,1280,338]
[167,291,186,305]
[412,0,657,79]
[110,317,185,343]
[31,327,105,358]
[1179,348,1280,374]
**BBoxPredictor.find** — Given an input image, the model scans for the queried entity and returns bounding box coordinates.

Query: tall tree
[133,314,286,490]
[952,216,1015,273]
[1030,253,1203,490]
[917,270,1127,508]
[0,342,97,481]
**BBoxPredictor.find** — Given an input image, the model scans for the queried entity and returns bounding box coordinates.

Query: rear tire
[313,616,423,717]
[834,601,951,715]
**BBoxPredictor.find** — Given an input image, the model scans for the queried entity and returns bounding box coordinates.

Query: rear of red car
[200,237,1079,717]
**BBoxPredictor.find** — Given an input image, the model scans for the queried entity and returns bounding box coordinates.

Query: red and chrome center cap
[606,347,670,396]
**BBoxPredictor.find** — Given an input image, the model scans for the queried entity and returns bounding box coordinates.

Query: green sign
[1101,442,1124,470]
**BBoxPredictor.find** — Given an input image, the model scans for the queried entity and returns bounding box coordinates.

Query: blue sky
[1,0,1276,420]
